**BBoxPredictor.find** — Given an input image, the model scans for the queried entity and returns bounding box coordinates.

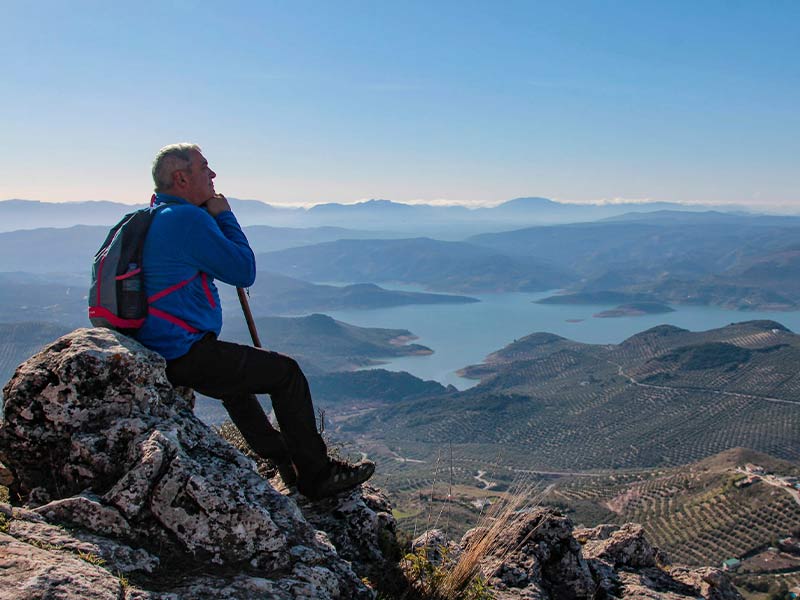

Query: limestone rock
[34,493,133,538]
[0,328,375,599]
[3,502,159,574]
[413,509,743,600]
[0,532,125,600]
[669,566,745,600]
[0,328,178,502]
[468,507,597,600]
[410,528,460,565]
[580,523,659,568]
[300,482,400,578]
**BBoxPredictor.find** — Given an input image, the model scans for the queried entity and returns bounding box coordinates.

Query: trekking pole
[237,287,262,348]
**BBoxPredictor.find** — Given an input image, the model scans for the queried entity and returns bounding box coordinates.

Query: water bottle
[119,263,144,319]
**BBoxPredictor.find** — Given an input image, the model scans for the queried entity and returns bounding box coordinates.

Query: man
[137,142,374,500]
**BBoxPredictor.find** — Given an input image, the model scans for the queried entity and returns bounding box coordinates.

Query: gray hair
[152,143,202,192]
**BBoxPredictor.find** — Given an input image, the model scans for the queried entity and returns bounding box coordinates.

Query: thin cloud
[551,196,656,206]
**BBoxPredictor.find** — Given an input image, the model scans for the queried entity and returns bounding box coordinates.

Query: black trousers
[166,334,328,479]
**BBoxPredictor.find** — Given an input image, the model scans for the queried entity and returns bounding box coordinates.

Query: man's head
[152,143,216,206]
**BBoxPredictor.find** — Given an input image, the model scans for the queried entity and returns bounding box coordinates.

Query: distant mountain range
[469,215,800,310]
[256,237,574,293]
[0,197,762,233]
[4,207,800,310]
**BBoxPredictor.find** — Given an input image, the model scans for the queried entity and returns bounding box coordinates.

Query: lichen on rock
[0,328,380,599]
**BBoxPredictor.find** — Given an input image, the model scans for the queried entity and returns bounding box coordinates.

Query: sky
[2,1,798,208]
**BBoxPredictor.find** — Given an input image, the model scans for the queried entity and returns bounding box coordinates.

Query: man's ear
[172,170,187,189]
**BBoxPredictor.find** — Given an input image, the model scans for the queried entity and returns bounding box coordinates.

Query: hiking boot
[300,457,375,500]
[275,460,298,487]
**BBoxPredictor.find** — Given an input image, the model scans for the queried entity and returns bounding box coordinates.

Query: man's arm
[181,195,256,287]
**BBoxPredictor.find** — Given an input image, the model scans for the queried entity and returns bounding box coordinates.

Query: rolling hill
[0,223,396,274]
[469,215,800,310]
[219,272,478,317]
[345,320,800,474]
[257,237,575,293]
[221,313,433,374]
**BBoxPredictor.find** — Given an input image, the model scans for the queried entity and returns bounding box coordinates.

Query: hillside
[379,445,800,593]
[222,313,433,374]
[0,225,107,273]
[5,208,800,310]
[221,272,478,316]
[243,223,404,251]
[0,273,88,326]
[593,301,675,318]
[345,321,800,480]
[309,369,453,406]
[548,448,800,594]
[0,222,390,273]
[257,237,574,293]
[470,218,800,310]
[551,448,800,564]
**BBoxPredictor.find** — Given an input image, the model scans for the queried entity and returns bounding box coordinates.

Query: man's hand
[204,194,231,217]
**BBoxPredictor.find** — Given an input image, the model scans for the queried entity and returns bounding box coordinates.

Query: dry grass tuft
[404,477,549,600]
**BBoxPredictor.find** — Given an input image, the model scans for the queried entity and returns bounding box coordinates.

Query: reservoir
[325,290,800,390]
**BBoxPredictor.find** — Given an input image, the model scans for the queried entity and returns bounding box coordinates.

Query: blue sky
[2,1,798,207]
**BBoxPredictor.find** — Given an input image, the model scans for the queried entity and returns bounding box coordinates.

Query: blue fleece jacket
[136,193,256,360]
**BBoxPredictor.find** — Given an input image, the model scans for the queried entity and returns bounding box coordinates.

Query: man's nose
[210,170,216,178]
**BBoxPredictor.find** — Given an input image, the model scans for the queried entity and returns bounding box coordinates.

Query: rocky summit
[0,328,743,599]
[0,328,388,599]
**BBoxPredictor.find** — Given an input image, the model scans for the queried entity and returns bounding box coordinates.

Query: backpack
[88,205,164,333]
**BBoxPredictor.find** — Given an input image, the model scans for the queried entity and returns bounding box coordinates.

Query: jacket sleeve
[180,209,256,287]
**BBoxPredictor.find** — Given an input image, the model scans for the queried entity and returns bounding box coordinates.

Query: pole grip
[237,287,262,348]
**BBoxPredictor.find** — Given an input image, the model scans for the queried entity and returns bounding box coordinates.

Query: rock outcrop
[0,328,393,599]
[0,328,744,600]
[412,513,742,599]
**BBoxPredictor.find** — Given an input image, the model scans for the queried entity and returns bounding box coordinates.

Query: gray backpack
[88,206,164,333]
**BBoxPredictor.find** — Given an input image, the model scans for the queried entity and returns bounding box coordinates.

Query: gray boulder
[0,328,387,599]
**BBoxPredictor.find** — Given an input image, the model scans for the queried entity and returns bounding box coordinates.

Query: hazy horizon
[1,195,795,214]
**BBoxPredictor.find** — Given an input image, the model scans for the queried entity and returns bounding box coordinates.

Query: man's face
[180,150,217,206]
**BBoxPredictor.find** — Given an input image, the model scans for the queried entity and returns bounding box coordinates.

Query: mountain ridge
[0,196,775,232]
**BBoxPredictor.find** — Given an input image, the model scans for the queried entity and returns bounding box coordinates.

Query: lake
[325,290,800,390]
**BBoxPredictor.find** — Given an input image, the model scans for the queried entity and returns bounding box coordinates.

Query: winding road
[607,360,800,407]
